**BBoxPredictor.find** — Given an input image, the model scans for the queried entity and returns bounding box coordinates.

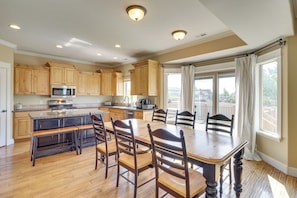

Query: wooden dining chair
[152,108,168,123]
[175,110,196,129]
[92,114,117,179]
[206,112,234,195]
[147,124,206,198]
[111,118,154,198]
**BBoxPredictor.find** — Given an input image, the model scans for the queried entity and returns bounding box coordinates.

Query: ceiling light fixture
[9,24,21,30]
[172,30,187,40]
[56,45,63,49]
[126,5,146,21]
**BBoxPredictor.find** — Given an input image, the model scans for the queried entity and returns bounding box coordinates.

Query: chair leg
[220,165,224,195]
[229,160,232,184]
[134,170,138,198]
[95,150,98,170]
[105,154,108,179]
[116,164,120,187]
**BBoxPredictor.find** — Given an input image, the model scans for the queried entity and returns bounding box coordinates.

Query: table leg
[203,163,218,198]
[233,148,245,197]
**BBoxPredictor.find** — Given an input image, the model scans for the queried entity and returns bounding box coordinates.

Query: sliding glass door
[194,71,235,129]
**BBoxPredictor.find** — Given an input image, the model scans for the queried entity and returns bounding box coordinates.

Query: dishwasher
[126,110,134,119]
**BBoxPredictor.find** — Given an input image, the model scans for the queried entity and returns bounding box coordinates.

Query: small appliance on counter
[104,101,112,106]
[136,98,155,110]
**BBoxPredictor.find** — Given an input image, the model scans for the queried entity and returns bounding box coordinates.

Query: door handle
[2,110,7,112]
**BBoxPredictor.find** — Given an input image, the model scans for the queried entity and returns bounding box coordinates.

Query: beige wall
[287,36,297,167]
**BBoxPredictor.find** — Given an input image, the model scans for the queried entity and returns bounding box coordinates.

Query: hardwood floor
[0,141,296,198]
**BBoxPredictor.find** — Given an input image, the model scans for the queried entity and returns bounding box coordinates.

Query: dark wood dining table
[104,118,248,198]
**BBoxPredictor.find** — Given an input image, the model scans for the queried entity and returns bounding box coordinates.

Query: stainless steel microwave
[51,85,76,98]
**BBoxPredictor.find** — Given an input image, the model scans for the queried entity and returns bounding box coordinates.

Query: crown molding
[0,39,16,49]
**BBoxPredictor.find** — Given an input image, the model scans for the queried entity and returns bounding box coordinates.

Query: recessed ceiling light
[97,53,102,56]
[9,24,21,30]
[115,44,121,48]
[56,45,63,49]
[113,57,118,59]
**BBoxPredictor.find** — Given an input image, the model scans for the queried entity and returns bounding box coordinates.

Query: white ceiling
[0,0,295,67]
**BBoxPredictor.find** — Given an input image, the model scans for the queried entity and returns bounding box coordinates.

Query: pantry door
[0,62,12,147]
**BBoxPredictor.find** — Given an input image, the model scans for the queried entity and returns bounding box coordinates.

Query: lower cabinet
[13,112,32,140]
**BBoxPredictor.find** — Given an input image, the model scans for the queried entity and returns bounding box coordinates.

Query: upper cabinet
[14,64,50,95]
[46,62,77,86]
[130,59,159,96]
[77,72,101,96]
[99,69,124,96]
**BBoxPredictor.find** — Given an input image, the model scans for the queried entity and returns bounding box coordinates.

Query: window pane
[218,75,235,118]
[194,77,213,124]
[260,61,278,133]
[167,74,181,122]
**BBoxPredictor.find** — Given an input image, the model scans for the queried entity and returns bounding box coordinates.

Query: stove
[48,99,75,111]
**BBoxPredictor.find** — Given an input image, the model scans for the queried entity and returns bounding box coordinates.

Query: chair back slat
[175,110,196,129]
[152,109,168,123]
[92,114,109,146]
[206,113,234,136]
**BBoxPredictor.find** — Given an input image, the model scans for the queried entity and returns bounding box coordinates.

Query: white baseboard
[7,138,14,146]
[258,152,297,177]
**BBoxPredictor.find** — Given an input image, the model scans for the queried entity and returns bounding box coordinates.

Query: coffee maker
[137,98,154,109]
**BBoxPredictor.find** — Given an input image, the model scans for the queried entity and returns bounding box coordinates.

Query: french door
[194,71,235,128]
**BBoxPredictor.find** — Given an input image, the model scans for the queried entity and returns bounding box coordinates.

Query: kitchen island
[29,109,106,166]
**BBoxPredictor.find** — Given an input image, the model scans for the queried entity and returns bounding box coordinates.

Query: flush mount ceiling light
[126,5,146,21]
[172,30,187,40]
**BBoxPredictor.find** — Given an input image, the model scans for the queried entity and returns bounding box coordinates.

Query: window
[124,80,136,106]
[164,71,181,123]
[256,49,281,140]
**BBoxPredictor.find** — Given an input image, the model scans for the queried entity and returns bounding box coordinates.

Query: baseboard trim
[258,151,297,177]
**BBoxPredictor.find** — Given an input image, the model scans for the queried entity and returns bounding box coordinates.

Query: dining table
[104,118,248,198]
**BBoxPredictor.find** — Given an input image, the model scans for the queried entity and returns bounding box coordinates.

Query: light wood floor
[0,141,296,198]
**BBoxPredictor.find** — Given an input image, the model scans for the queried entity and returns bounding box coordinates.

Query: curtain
[180,65,195,112]
[235,54,261,161]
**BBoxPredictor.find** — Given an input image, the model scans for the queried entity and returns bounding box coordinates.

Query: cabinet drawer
[14,112,30,118]
[63,116,84,127]
[109,108,126,113]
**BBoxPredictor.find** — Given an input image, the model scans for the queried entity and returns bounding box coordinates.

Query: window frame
[255,49,282,141]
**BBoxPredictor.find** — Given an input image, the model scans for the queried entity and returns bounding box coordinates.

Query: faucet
[123,96,129,106]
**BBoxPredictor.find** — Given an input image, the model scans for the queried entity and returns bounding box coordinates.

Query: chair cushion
[158,168,206,197]
[96,139,117,154]
[119,152,152,170]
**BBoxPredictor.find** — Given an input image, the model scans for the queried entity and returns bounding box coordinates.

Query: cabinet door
[101,72,113,95]
[13,112,31,139]
[65,68,76,85]
[32,68,50,95]
[89,73,101,95]
[130,70,136,95]
[147,61,159,96]
[141,66,148,96]
[14,67,32,94]
[115,72,124,96]
[134,111,143,119]
[77,72,88,95]
[50,67,65,85]
[134,66,142,95]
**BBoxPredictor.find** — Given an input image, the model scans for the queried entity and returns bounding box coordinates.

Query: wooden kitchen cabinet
[131,59,159,96]
[32,67,50,95]
[109,108,126,120]
[13,112,32,140]
[47,62,77,86]
[98,107,111,122]
[14,64,50,95]
[99,69,124,96]
[77,72,101,95]
[134,110,153,121]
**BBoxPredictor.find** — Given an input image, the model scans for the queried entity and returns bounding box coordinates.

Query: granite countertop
[101,106,154,111]
[29,109,106,119]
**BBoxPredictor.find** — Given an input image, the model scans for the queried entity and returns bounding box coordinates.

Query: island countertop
[29,109,107,119]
